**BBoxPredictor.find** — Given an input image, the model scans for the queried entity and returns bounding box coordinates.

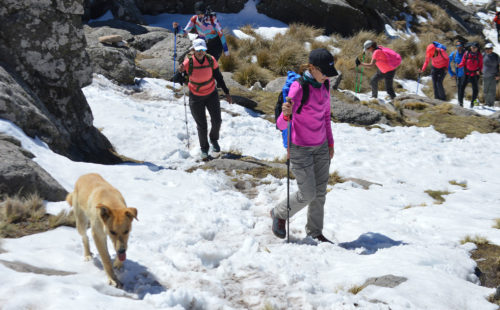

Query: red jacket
[458,51,483,76]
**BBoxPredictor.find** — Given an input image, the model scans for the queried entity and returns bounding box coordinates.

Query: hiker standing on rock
[482,43,499,107]
[458,42,483,108]
[172,1,229,61]
[172,39,232,160]
[492,12,500,43]
[448,39,466,101]
[356,40,401,102]
[419,42,449,101]
[270,48,337,244]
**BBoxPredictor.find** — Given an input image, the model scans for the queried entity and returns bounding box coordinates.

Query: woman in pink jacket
[420,43,449,100]
[270,48,337,244]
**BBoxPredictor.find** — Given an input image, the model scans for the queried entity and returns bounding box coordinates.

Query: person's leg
[484,76,495,106]
[189,93,209,153]
[204,90,222,143]
[206,37,223,61]
[384,69,396,99]
[435,67,446,100]
[471,75,479,104]
[370,69,383,98]
[273,144,316,220]
[458,75,468,106]
[305,142,331,238]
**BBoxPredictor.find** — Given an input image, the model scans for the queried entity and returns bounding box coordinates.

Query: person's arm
[324,88,334,159]
[212,66,232,103]
[360,57,376,68]
[479,53,484,75]
[457,52,466,68]
[276,82,301,130]
[173,16,196,36]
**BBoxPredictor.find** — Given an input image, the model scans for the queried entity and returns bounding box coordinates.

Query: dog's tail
[66,192,73,207]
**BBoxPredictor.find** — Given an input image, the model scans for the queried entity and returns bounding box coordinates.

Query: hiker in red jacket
[492,12,500,43]
[458,42,483,108]
[419,43,449,101]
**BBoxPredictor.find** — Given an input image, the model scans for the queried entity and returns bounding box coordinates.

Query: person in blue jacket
[448,39,466,105]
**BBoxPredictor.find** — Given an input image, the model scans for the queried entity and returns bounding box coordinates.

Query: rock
[488,111,500,123]
[0,0,121,164]
[331,97,382,125]
[264,76,287,92]
[250,81,263,91]
[362,275,407,288]
[0,135,67,202]
[111,0,146,24]
[222,72,248,91]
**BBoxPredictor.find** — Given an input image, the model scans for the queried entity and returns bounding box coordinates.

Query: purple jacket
[277,81,334,147]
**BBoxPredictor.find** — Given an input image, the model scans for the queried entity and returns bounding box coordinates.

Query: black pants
[431,66,446,100]
[189,90,221,153]
[370,69,396,99]
[206,37,223,61]
[497,24,500,42]
[458,74,479,106]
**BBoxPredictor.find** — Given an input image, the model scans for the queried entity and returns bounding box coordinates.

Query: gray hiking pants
[273,141,330,237]
[483,76,497,107]
[370,69,396,99]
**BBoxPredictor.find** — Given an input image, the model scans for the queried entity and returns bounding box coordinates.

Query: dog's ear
[125,207,138,221]
[96,204,111,221]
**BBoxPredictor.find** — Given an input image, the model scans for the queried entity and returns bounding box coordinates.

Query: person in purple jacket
[270,48,337,243]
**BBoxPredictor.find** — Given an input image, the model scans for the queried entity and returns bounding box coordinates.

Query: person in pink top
[419,43,449,100]
[270,48,337,244]
[356,40,400,100]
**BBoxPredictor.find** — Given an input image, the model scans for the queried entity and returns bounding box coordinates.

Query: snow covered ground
[1,0,500,309]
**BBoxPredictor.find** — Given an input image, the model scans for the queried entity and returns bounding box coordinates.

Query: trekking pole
[358,53,365,92]
[285,96,293,244]
[183,83,190,150]
[354,65,360,93]
[416,72,421,94]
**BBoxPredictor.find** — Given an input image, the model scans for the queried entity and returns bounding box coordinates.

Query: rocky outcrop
[136,0,246,15]
[0,135,67,202]
[0,0,122,164]
[431,0,484,35]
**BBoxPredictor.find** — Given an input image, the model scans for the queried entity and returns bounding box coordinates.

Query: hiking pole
[183,83,190,150]
[354,65,360,93]
[285,96,293,244]
[358,52,365,93]
[416,72,421,94]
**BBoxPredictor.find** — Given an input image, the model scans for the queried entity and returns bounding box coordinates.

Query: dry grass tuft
[348,284,365,295]
[329,171,346,186]
[233,63,274,87]
[493,219,500,229]
[449,180,467,188]
[219,54,239,72]
[461,235,490,245]
[0,194,75,238]
[424,189,451,204]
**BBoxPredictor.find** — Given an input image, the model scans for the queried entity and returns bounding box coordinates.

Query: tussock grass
[424,189,451,204]
[233,63,274,87]
[493,219,500,229]
[404,102,430,110]
[219,54,239,72]
[348,284,365,295]
[449,180,467,188]
[269,40,308,75]
[461,235,490,245]
[328,171,346,186]
[0,194,75,238]
[417,104,500,138]
[403,203,427,210]
[286,23,324,43]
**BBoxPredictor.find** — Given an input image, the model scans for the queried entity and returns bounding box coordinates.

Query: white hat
[363,40,374,51]
[192,38,207,51]
[485,43,494,49]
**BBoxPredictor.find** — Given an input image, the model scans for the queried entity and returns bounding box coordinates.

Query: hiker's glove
[172,71,185,85]
[355,58,361,67]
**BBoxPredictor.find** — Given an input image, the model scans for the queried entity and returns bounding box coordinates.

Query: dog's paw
[109,278,123,288]
[84,254,93,261]
[113,259,123,269]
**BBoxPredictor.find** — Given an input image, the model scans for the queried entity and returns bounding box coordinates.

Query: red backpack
[379,46,402,70]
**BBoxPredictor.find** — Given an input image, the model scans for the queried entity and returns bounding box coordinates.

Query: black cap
[309,48,338,77]
[194,1,206,14]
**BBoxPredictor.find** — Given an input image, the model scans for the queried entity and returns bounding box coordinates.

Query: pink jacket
[277,81,334,147]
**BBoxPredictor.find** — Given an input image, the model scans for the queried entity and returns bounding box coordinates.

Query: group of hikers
[170,1,500,243]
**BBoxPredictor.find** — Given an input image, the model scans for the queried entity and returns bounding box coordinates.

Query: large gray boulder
[111,0,146,24]
[0,0,121,164]
[0,135,67,202]
[331,96,383,125]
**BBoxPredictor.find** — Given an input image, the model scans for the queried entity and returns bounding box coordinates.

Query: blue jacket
[448,50,465,77]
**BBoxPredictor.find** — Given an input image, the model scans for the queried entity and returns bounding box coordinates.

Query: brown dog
[66,173,138,288]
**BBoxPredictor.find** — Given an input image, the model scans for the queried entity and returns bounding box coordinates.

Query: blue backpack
[433,41,447,51]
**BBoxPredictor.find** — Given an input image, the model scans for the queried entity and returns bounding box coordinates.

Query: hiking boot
[310,234,333,244]
[210,140,221,158]
[270,209,286,239]
[200,151,209,160]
